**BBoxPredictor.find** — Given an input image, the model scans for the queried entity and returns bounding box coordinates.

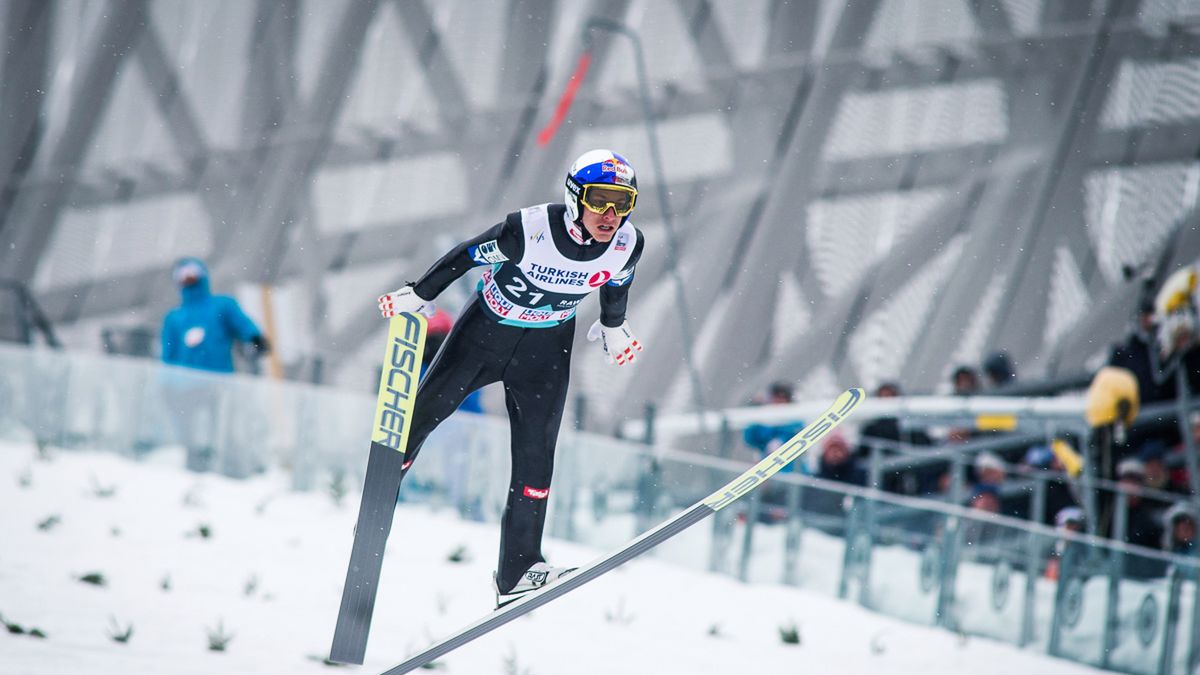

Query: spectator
[974,451,1006,488]
[952,366,981,396]
[1056,506,1087,533]
[802,432,863,526]
[743,381,804,473]
[1138,440,1174,493]
[160,257,269,473]
[856,382,936,495]
[743,382,805,513]
[816,432,865,486]
[1162,503,1197,556]
[1109,268,1200,459]
[161,257,268,373]
[1117,458,1164,551]
[983,351,1017,389]
[972,451,1032,519]
[1153,265,1200,387]
[962,483,1005,551]
[945,367,983,445]
[969,483,1001,513]
[857,381,904,455]
[1160,413,1200,495]
[1108,296,1169,406]
[1045,506,1087,580]
[1021,444,1079,527]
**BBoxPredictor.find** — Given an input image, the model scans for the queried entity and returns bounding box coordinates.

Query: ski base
[329,313,427,664]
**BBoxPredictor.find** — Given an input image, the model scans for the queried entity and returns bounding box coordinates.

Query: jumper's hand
[586,320,642,366]
[378,285,436,318]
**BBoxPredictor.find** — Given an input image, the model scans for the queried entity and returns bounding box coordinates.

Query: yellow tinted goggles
[581,184,637,217]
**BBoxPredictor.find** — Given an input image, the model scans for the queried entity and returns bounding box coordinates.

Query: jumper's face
[579,195,623,242]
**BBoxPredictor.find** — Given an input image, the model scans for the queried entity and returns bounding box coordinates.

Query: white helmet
[563,149,638,223]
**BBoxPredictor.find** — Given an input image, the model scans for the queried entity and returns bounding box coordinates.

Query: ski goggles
[580,184,637,217]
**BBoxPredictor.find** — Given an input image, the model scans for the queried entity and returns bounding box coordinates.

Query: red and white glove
[587,320,642,365]
[378,285,436,318]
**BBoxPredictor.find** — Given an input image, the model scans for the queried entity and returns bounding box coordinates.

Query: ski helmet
[563,149,638,224]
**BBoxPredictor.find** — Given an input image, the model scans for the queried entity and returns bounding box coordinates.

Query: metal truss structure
[1,0,1199,424]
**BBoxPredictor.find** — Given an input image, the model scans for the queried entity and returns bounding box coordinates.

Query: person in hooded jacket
[161,257,268,372]
[160,257,269,472]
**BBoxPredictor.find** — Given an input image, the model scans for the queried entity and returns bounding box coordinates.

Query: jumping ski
[329,312,428,665]
[381,387,865,674]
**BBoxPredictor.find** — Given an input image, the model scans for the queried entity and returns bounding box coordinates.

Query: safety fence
[0,342,1195,674]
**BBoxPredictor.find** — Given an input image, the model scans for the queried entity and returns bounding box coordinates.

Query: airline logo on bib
[588,271,611,287]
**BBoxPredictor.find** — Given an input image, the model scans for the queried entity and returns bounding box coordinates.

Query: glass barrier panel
[6,343,1200,675]
[866,508,946,628]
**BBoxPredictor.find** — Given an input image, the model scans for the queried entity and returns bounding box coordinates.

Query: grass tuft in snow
[779,620,801,645]
[108,616,134,644]
[206,618,234,651]
[36,514,61,531]
[870,631,887,655]
[305,654,348,667]
[328,470,348,507]
[160,574,172,592]
[78,571,107,586]
[89,474,117,498]
[2,613,47,639]
[446,545,471,564]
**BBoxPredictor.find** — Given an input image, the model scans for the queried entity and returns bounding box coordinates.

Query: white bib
[479,204,636,327]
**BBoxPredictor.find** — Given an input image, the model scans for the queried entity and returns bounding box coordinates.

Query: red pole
[537,50,592,146]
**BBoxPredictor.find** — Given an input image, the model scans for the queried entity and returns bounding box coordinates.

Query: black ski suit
[399,203,644,593]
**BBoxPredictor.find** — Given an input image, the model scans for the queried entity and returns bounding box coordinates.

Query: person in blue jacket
[160,257,268,472]
[743,382,806,474]
[161,257,268,372]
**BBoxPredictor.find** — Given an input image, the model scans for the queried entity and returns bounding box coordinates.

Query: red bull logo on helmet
[601,158,635,186]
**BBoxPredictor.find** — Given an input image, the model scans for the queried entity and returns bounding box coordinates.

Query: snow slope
[0,442,1102,674]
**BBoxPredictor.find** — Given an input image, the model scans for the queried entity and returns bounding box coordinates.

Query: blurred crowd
[741,265,1200,574]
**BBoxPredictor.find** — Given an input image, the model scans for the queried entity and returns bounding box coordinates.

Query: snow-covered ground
[0,442,1103,675]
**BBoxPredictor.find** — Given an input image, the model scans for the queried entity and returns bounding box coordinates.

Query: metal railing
[0,342,1196,674]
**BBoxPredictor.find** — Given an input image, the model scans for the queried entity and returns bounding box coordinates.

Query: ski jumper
[401,203,645,593]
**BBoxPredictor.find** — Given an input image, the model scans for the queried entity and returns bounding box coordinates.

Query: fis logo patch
[469,240,508,265]
[532,230,546,244]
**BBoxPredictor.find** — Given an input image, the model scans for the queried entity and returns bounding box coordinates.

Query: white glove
[378,285,436,318]
[587,320,642,366]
